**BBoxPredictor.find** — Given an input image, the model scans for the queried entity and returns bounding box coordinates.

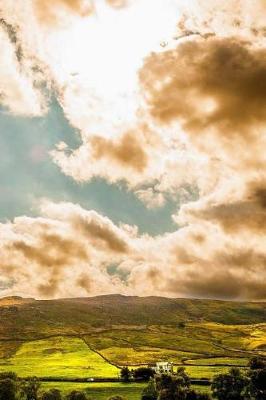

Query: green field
[40,382,211,399]
[0,337,118,379]
[0,296,265,399]
[41,382,146,400]
[0,323,263,381]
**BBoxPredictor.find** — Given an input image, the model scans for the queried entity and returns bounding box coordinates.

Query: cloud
[176,0,266,40]
[105,0,131,9]
[51,125,162,186]
[1,0,205,200]
[135,14,266,300]
[135,188,166,209]
[140,37,266,137]
[0,201,134,298]
[140,34,266,225]
[90,132,148,173]
[0,200,265,300]
[127,223,266,300]
[173,247,266,300]
[40,200,132,255]
[33,0,94,26]
[0,0,266,301]
[0,25,46,116]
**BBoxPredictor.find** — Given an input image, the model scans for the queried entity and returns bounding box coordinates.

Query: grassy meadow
[0,296,265,399]
[0,337,119,379]
[0,322,264,381]
[39,382,212,399]
[40,382,146,400]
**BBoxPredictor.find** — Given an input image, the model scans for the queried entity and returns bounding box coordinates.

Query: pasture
[0,322,264,381]
[0,337,119,379]
[41,382,146,400]
[0,296,265,399]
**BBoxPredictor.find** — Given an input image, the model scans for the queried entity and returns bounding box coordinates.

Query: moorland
[0,295,265,398]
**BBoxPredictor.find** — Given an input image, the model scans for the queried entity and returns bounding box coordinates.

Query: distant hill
[0,295,265,340]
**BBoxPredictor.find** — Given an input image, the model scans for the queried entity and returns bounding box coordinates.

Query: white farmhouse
[154,362,174,374]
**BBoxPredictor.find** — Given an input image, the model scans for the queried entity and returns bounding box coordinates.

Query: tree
[108,397,126,400]
[248,357,265,370]
[0,372,19,400]
[0,372,18,381]
[186,390,210,400]
[248,360,266,400]
[211,368,249,400]
[21,377,41,400]
[175,368,191,389]
[66,390,87,400]
[133,367,154,381]
[120,367,131,382]
[141,380,157,400]
[155,369,191,400]
[0,378,16,400]
[41,388,62,400]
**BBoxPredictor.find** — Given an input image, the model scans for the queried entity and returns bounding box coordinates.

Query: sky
[0,0,265,300]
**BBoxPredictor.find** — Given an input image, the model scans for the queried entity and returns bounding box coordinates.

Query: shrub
[211,368,248,400]
[0,378,16,400]
[66,390,88,400]
[41,388,62,400]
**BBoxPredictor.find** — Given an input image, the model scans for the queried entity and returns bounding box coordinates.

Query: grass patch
[185,357,249,366]
[41,382,145,400]
[0,337,119,379]
[180,365,239,380]
[100,346,198,366]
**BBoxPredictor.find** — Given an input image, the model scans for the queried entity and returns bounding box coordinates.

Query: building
[150,362,174,374]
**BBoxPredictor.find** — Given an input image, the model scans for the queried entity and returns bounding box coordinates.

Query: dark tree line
[120,366,155,382]
[141,367,209,400]
[141,357,266,400]
[0,372,126,400]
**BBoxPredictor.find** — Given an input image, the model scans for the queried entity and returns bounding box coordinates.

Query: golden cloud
[90,131,148,173]
[140,37,266,137]
[0,0,265,301]
[33,0,94,26]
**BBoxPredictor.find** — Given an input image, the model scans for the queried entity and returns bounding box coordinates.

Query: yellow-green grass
[201,323,266,353]
[0,337,119,379]
[0,342,21,359]
[0,322,264,381]
[41,382,146,400]
[243,326,266,351]
[180,365,247,380]
[94,330,223,357]
[95,322,259,357]
[41,382,212,400]
[100,346,198,366]
[184,357,249,366]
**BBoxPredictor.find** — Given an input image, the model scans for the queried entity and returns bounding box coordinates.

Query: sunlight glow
[46,0,181,133]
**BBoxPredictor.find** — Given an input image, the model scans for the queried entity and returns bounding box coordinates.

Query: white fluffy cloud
[0,24,46,116]
[0,0,265,300]
[0,199,265,300]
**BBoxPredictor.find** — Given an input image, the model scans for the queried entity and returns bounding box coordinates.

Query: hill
[0,295,265,340]
[0,295,265,382]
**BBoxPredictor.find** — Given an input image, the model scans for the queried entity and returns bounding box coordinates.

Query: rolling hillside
[0,295,265,339]
[0,295,265,381]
